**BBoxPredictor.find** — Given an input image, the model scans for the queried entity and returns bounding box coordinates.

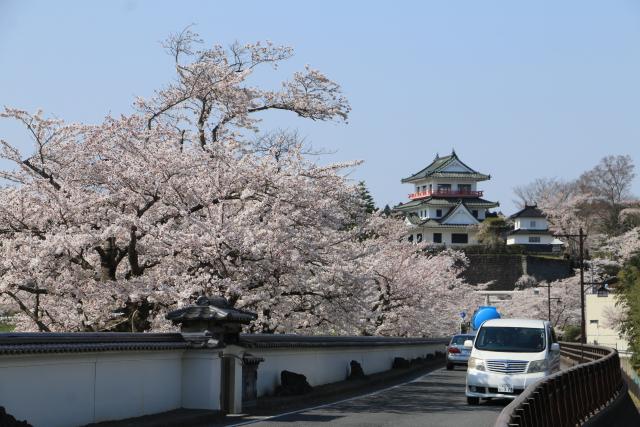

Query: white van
[464,318,561,405]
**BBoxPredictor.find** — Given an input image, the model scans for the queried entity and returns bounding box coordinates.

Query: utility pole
[579,228,585,345]
[536,282,560,323]
[547,282,551,322]
[555,228,587,361]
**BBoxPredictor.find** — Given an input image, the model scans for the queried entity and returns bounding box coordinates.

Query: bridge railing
[494,342,624,427]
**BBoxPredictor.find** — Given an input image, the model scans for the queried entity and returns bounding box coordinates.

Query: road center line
[226,367,446,427]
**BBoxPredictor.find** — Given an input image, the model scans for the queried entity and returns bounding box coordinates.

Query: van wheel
[467,396,480,405]
[446,363,454,370]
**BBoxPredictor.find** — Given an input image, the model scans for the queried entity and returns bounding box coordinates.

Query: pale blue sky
[1,0,639,214]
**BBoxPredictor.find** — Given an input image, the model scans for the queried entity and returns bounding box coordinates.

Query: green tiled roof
[401,151,490,183]
[393,197,499,211]
[426,172,490,180]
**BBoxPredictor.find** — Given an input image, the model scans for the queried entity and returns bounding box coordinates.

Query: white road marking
[225,367,446,427]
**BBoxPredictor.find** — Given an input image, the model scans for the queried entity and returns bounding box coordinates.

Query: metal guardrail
[494,342,623,427]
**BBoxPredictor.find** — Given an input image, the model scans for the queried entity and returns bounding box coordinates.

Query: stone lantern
[166,296,257,345]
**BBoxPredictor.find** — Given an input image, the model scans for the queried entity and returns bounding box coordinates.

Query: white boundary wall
[0,349,221,427]
[232,343,442,397]
[0,336,446,425]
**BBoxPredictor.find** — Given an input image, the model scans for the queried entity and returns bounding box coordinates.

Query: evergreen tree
[357,181,377,214]
[617,253,640,370]
[476,216,508,249]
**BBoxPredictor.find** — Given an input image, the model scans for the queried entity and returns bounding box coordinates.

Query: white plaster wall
[428,207,446,218]
[514,217,548,230]
[442,208,477,225]
[249,344,442,397]
[586,294,629,352]
[0,354,96,427]
[507,234,554,245]
[414,229,478,245]
[441,159,472,173]
[411,207,486,222]
[181,351,222,410]
[412,180,478,192]
[0,350,220,427]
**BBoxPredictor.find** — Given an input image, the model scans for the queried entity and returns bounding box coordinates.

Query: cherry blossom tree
[0,31,471,336]
[498,274,583,330]
[336,216,478,337]
[0,31,356,333]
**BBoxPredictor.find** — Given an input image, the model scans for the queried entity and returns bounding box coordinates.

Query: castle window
[458,184,472,192]
[452,233,468,244]
[472,210,478,218]
[437,184,451,192]
[530,220,537,228]
[433,233,442,243]
[528,236,541,243]
[436,209,442,217]
[408,234,414,242]
[416,233,423,243]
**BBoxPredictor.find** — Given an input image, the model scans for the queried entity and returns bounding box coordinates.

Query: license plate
[498,385,513,393]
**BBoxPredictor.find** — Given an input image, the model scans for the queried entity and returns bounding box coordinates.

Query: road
[230,367,506,427]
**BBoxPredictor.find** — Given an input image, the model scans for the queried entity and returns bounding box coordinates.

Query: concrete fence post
[221,345,245,414]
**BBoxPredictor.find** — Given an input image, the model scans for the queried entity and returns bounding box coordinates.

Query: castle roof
[394,197,499,212]
[508,228,552,235]
[401,150,490,183]
[404,200,482,227]
[510,204,546,219]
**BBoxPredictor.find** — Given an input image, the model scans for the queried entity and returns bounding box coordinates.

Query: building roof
[438,200,480,225]
[401,150,490,183]
[508,229,552,236]
[166,296,257,325]
[394,198,499,213]
[407,214,476,228]
[510,204,546,219]
[239,334,447,349]
[405,201,482,228]
[0,332,193,355]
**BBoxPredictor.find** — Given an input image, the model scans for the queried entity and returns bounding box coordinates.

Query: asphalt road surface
[231,367,507,427]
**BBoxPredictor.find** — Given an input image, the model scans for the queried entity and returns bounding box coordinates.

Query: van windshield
[475,326,546,353]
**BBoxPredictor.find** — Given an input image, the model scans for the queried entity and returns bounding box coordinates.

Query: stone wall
[462,254,572,290]
[525,255,573,283]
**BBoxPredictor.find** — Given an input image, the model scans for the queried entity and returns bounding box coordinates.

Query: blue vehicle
[470,306,501,333]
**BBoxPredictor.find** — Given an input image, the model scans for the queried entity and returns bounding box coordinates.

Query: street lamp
[533,284,561,323]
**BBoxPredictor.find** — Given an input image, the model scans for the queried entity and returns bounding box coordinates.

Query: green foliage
[562,325,582,343]
[460,322,470,333]
[357,181,376,214]
[476,216,508,249]
[0,322,14,332]
[461,244,525,255]
[617,253,640,368]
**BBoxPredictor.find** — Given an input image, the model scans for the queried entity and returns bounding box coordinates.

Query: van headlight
[468,357,485,371]
[527,359,548,373]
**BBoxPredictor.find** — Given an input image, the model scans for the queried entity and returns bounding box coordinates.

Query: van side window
[550,328,558,343]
